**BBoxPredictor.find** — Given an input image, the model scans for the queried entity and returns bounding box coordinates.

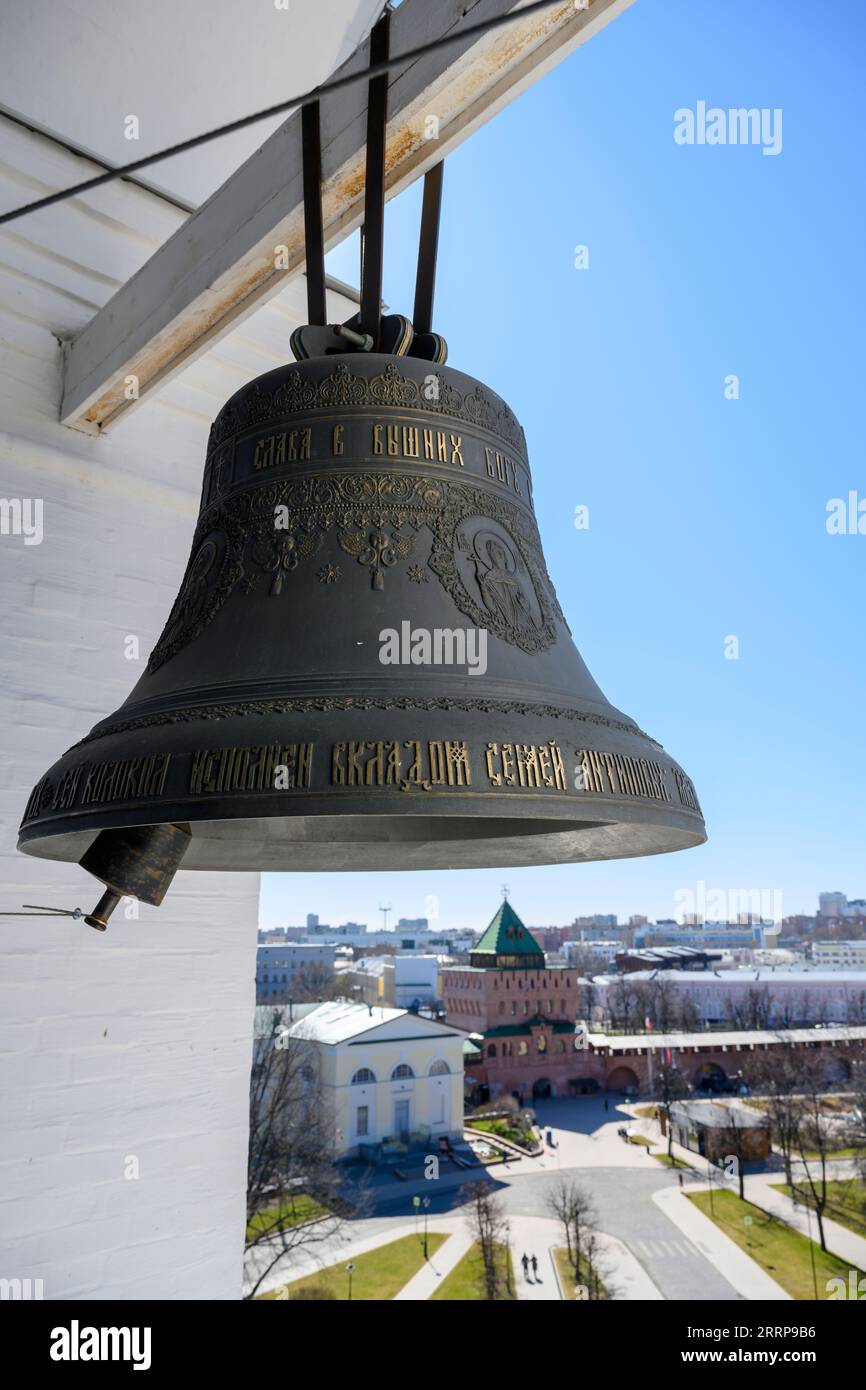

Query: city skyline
[259,877,860,933]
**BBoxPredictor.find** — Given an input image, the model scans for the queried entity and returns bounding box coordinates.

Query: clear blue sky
[260,0,865,932]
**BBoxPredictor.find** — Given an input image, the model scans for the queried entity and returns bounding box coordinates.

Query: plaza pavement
[653,1185,790,1300]
[248,1095,859,1301]
[249,1203,662,1302]
[626,1103,866,1272]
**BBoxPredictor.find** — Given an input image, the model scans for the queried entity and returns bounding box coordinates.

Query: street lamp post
[422,1196,430,1259]
[346,1261,355,1301]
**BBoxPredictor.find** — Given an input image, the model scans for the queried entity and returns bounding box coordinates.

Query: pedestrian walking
[521,1252,530,1279]
[530,1254,539,1280]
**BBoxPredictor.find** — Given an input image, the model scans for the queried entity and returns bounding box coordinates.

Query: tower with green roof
[469,900,545,971]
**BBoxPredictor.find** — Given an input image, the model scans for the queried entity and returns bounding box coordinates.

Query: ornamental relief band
[22,742,701,821]
[149,467,563,673]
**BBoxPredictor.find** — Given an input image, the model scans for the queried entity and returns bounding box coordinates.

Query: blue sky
[260,0,865,932]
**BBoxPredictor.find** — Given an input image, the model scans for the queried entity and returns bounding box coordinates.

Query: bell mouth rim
[19,798,706,874]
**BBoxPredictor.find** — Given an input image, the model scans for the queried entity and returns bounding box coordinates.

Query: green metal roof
[471,901,544,959]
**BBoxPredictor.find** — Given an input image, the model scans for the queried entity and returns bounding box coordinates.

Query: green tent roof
[472,901,544,959]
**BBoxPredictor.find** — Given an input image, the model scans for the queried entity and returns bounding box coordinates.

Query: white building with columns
[289,1001,464,1159]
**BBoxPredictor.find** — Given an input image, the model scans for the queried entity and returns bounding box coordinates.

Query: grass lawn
[246,1193,328,1242]
[651,1151,691,1169]
[430,1241,515,1300]
[772,1179,866,1239]
[260,1232,446,1300]
[553,1247,610,1300]
[633,1105,658,1120]
[688,1189,862,1300]
[628,1134,653,1148]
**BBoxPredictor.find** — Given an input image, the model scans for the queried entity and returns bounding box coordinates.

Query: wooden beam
[60,0,636,433]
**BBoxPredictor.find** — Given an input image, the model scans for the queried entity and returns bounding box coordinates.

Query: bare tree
[545,1175,596,1275]
[245,1013,366,1299]
[461,1180,513,1300]
[608,976,642,1033]
[653,1059,690,1160]
[648,977,681,1035]
[749,1040,803,1185]
[792,1052,834,1252]
[545,1176,614,1299]
[583,1227,613,1301]
[728,985,773,1031]
[848,992,866,1027]
[678,993,701,1032]
[845,1051,866,1185]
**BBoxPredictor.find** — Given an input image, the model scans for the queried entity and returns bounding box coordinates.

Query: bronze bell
[19,348,706,921]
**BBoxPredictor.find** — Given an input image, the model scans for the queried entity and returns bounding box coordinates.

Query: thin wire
[0,0,564,227]
[0,910,82,918]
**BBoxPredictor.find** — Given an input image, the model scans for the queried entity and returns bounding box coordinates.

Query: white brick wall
[0,309,260,1300]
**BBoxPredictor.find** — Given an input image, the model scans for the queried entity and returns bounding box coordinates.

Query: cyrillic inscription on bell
[19,352,706,895]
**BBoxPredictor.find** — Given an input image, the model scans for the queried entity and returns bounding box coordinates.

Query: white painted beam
[61,0,636,433]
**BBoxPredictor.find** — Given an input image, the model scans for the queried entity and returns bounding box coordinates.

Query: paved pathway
[394,1227,474,1300]
[509,1215,561,1300]
[654,1185,790,1300]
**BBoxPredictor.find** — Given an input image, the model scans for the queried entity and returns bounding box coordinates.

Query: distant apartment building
[537,925,572,951]
[818,893,866,921]
[577,924,633,944]
[636,921,766,950]
[564,939,619,966]
[258,926,305,943]
[256,944,335,1004]
[813,940,866,969]
[572,914,618,929]
[340,954,440,1009]
[819,892,849,918]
